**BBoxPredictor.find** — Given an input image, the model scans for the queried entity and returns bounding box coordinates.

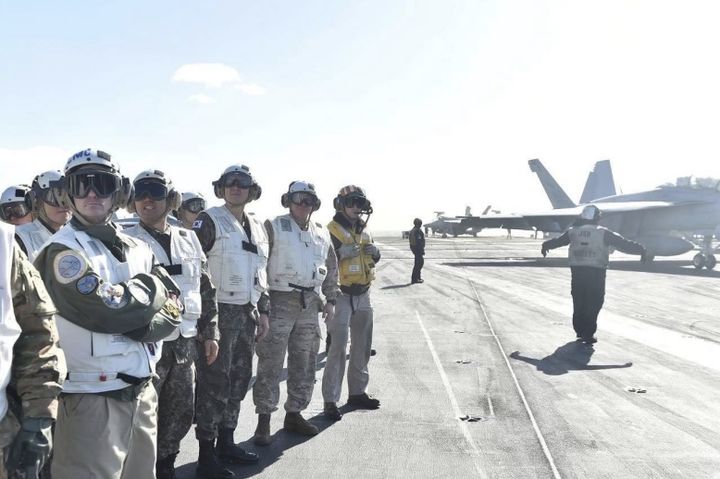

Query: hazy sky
[2,1,720,231]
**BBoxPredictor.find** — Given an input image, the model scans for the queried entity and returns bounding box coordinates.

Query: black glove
[6,417,53,478]
[541,246,548,258]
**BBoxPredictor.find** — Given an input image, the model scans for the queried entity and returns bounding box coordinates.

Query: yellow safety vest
[327,220,375,287]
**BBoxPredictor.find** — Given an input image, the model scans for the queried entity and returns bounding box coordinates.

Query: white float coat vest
[0,223,21,421]
[204,206,268,305]
[267,215,330,299]
[568,224,609,269]
[51,224,157,393]
[124,224,203,340]
[15,219,53,263]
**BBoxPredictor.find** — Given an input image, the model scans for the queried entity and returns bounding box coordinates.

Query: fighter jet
[424,207,490,238]
[461,160,720,269]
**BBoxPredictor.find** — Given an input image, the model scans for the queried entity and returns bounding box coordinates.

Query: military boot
[253,414,272,446]
[347,392,380,409]
[323,402,342,421]
[156,452,177,479]
[196,440,235,479]
[284,412,319,436]
[217,428,260,464]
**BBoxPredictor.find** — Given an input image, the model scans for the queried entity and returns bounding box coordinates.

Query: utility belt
[65,371,152,386]
[287,283,317,309]
[340,284,370,296]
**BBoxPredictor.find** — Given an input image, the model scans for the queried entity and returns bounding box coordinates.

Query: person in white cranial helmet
[252,180,339,445]
[540,204,646,345]
[0,185,32,226]
[191,164,266,477]
[14,170,72,262]
[123,169,220,479]
[33,148,183,479]
[175,192,206,229]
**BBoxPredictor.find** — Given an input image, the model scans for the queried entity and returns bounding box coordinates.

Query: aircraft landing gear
[693,253,717,270]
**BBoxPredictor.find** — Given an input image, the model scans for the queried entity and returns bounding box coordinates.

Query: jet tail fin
[579,160,616,203]
[481,204,491,215]
[528,159,576,209]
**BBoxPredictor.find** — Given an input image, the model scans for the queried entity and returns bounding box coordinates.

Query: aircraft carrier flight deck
[174,235,720,479]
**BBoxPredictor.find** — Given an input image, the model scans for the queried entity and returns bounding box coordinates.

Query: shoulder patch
[192,219,203,229]
[99,283,129,309]
[53,250,88,284]
[280,218,292,232]
[76,275,99,295]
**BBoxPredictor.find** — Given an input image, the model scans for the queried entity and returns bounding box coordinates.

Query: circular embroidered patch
[76,275,99,295]
[53,250,87,285]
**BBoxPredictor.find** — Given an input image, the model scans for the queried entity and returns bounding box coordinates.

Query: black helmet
[413,218,422,227]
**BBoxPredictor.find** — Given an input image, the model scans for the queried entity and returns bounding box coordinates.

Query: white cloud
[188,93,216,104]
[172,63,266,95]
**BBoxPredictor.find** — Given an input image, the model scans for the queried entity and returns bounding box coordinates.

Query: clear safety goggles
[0,202,30,221]
[66,171,122,199]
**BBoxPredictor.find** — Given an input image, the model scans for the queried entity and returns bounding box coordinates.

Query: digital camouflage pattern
[154,336,197,460]
[195,303,256,440]
[254,291,322,414]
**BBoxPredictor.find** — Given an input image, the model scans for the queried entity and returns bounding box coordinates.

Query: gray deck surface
[174,236,720,478]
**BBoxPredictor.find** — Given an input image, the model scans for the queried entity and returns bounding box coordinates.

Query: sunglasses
[182,198,205,213]
[0,202,30,221]
[223,174,253,189]
[66,172,121,199]
[134,180,169,201]
[289,192,318,207]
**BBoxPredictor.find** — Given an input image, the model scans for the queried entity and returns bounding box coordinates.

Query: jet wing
[460,200,709,232]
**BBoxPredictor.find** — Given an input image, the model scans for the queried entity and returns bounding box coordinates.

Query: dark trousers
[412,254,424,282]
[570,266,606,339]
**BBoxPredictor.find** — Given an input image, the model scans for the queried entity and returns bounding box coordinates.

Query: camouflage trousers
[195,303,256,441]
[153,336,197,460]
[254,291,322,415]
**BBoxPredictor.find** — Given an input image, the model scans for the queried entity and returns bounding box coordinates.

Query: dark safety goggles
[289,192,319,207]
[134,180,169,201]
[344,196,370,209]
[182,198,205,213]
[223,173,253,189]
[39,186,60,207]
[0,202,30,221]
[66,171,122,199]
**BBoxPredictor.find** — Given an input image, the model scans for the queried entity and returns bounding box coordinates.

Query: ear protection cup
[168,190,182,211]
[212,179,223,199]
[281,193,289,208]
[250,184,262,201]
[333,196,342,211]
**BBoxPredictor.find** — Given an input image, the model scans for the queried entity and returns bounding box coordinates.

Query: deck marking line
[467,279,563,479]
[415,311,488,478]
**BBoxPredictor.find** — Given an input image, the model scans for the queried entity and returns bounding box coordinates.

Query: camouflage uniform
[124,222,220,462]
[254,218,339,415]
[153,263,219,459]
[0,236,64,478]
